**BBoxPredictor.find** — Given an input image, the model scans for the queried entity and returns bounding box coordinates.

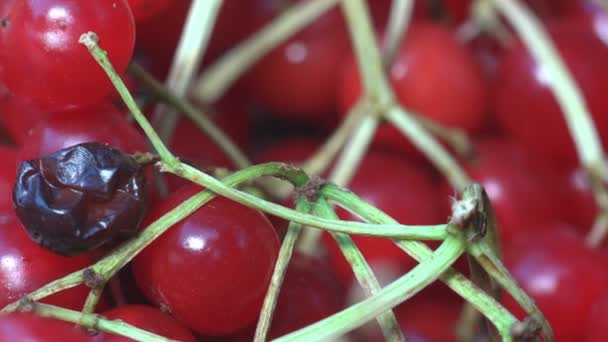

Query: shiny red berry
[132,185,280,335]
[0,0,135,111]
[126,0,172,23]
[0,313,90,341]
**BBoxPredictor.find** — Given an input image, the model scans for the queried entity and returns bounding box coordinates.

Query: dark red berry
[95,305,196,342]
[0,0,136,111]
[586,293,608,342]
[132,185,280,335]
[126,0,172,23]
[0,313,90,341]
[13,142,148,256]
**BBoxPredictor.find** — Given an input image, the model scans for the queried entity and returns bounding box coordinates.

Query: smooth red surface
[0,145,17,222]
[321,150,444,285]
[0,313,90,341]
[18,102,147,162]
[96,305,196,342]
[0,87,47,146]
[339,22,487,154]
[0,0,135,111]
[586,293,608,342]
[244,1,350,123]
[126,0,172,23]
[132,185,280,335]
[493,20,608,165]
[503,229,608,342]
[0,213,92,311]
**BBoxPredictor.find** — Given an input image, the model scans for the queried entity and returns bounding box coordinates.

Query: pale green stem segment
[153,0,223,144]
[128,63,251,169]
[193,0,340,103]
[386,106,470,191]
[273,234,466,341]
[254,200,313,342]
[382,0,414,66]
[21,302,175,342]
[322,184,518,340]
[314,197,404,342]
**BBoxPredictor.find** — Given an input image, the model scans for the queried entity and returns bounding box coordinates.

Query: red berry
[321,150,443,285]
[0,0,136,111]
[338,22,487,154]
[0,313,90,341]
[95,305,196,342]
[243,1,350,123]
[503,228,608,341]
[132,185,280,335]
[126,0,172,23]
[586,293,608,342]
[493,20,608,165]
[18,102,147,161]
[0,145,17,221]
[0,213,92,311]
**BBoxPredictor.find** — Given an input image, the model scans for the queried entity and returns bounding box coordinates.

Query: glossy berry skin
[126,0,172,23]
[18,102,147,162]
[321,150,443,285]
[0,85,48,145]
[0,213,92,311]
[269,253,344,339]
[443,139,566,244]
[13,142,148,256]
[132,185,280,335]
[0,0,136,111]
[586,294,608,342]
[339,23,486,153]
[503,228,608,342]
[95,305,196,342]
[0,145,17,222]
[244,2,350,123]
[493,20,608,165]
[0,313,90,341]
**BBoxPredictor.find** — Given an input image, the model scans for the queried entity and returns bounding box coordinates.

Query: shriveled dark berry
[12,142,148,256]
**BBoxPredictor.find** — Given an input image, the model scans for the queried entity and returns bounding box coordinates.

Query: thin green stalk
[313,198,404,342]
[273,234,466,341]
[22,302,173,342]
[386,106,470,191]
[166,162,450,240]
[382,0,414,66]
[152,0,223,144]
[79,32,179,169]
[128,63,251,169]
[341,0,395,105]
[254,200,313,342]
[80,284,105,315]
[322,184,518,338]
[193,0,340,103]
[1,272,83,313]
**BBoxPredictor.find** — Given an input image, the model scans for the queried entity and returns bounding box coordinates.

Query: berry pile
[0,0,607,341]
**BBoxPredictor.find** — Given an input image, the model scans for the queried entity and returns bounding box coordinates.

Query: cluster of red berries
[0,0,608,341]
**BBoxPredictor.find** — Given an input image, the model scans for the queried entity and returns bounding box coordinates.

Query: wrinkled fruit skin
[13,142,148,256]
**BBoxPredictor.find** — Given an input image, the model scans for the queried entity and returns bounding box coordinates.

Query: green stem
[340,0,395,105]
[79,32,179,169]
[193,0,340,103]
[23,302,173,342]
[322,184,518,339]
[128,63,251,169]
[165,163,449,239]
[382,0,414,66]
[254,200,313,342]
[313,198,404,342]
[386,106,470,191]
[1,272,83,313]
[273,234,466,341]
[152,0,223,144]
[80,284,105,315]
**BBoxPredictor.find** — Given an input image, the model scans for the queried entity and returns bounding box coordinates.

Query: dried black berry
[12,142,148,256]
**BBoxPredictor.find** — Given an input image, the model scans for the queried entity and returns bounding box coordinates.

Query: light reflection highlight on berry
[0,255,24,289]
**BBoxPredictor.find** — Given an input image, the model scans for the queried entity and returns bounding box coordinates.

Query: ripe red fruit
[0,313,90,341]
[18,102,147,162]
[243,1,350,123]
[321,150,444,285]
[0,0,136,111]
[0,85,47,146]
[586,293,608,342]
[338,22,486,153]
[0,213,92,311]
[95,305,196,342]
[0,145,17,221]
[493,20,608,165]
[503,228,608,341]
[132,185,280,335]
[126,0,172,23]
